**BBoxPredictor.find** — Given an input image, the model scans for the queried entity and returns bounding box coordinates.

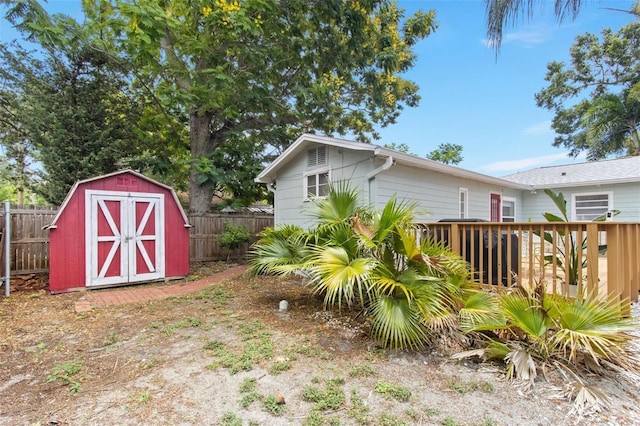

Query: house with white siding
[502,156,640,222]
[255,134,640,228]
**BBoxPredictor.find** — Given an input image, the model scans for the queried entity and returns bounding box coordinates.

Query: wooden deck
[419,221,640,302]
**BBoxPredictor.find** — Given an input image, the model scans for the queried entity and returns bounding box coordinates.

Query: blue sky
[1,1,637,177]
[388,0,637,176]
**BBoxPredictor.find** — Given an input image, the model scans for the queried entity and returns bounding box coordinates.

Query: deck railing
[417,221,640,302]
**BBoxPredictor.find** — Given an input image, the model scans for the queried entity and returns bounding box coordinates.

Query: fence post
[3,201,9,297]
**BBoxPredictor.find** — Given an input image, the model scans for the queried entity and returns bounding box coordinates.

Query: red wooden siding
[48,171,189,293]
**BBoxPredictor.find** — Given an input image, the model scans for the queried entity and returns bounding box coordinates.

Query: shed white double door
[86,190,165,287]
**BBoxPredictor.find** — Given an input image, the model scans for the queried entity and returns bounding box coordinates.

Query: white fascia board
[375,147,529,190]
[255,133,377,183]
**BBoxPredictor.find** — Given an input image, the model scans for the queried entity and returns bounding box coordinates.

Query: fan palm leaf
[372,195,416,247]
[547,293,636,364]
[307,180,360,225]
[499,292,548,340]
[459,290,505,332]
[306,246,376,308]
[369,294,430,350]
[248,225,310,276]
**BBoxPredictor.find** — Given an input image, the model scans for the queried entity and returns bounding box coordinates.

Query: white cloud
[481,24,554,48]
[477,152,585,174]
[522,120,553,136]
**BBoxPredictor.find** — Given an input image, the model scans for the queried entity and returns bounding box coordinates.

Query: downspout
[267,182,277,225]
[365,155,394,205]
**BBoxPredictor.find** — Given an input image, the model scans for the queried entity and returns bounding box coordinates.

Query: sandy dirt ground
[1,262,639,426]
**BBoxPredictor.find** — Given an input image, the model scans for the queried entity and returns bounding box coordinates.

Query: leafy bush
[218,222,251,254]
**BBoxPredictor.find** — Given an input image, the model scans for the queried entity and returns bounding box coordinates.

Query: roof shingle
[501,156,640,188]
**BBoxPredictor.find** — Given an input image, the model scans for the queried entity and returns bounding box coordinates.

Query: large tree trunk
[189,110,215,214]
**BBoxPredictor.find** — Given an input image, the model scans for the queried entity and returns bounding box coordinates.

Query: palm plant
[249,182,482,350]
[537,189,617,287]
[248,224,310,277]
[457,280,638,409]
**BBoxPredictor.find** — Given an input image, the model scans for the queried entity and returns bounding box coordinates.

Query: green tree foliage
[383,142,412,153]
[0,43,40,204]
[426,142,463,165]
[535,22,640,160]
[0,29,154,204]
[36,0,435,213]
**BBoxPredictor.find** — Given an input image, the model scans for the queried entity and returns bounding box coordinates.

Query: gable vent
[307,146,327,167]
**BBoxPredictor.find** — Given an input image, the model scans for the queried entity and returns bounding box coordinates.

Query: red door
[86,190,165,287]
[490,193,501,222]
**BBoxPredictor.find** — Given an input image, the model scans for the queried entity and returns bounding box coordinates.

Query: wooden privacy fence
[419,221,640,302]
[0,205,274,277]
[189,214,274,261]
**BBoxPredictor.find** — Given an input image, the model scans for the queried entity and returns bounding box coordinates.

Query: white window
[459,187,468,219]
[304,170,330,199]
[502,198,516,222]
[572,192,612,221]
[307,146,327,167]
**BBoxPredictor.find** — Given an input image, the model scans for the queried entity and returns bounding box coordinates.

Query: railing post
[606,224,622,300]
[450,223,460,255]
[585,223,599,296]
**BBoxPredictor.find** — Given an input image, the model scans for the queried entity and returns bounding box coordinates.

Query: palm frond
[547,293,636,364]
[505,347,537,384]
[307,246,376,309]
[373,195,416,245]
[558,380,612,416]
[369,294,430,350]
[371,263,415,302]
[248,227,310,276]
[459,291,506,332]
[499,292,548,339]
[308,180,360,225]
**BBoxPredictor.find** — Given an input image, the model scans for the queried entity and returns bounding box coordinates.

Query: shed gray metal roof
[501,156,640,188]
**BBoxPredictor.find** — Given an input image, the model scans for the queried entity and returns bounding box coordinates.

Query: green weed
[424,407,439,417]
[161,317,202,335]
[208,338,273,374]
[130,389,151,404]
[288,343,334,361]
[374,381,411,402]
[239,391,262,409]
[303,410,325,426]
[348,389,370,425]
[301,377,346,411]
[447,378,493,394]
[47,360,83,394]
[441,417,459,426]
[269,360,291,375]
[239,377,257,393]
[379,413,406,426]
[195,286,235,308]
[263,395,285,416]
[238,320,271,340]
[349,363,376,377]
[220,412,243,426]
[104,331,119,346]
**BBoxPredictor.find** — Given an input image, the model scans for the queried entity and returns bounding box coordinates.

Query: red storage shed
[47,170,191,293]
